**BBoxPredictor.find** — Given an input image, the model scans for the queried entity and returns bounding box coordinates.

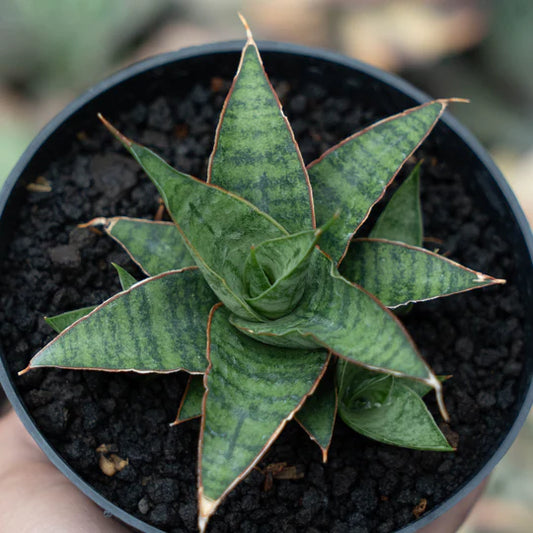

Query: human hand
[0,408,130,533]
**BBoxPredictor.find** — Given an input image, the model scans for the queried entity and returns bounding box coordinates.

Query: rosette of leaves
[21,20,504,532]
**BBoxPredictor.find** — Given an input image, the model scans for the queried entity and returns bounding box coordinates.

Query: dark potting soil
[0,64,527,533]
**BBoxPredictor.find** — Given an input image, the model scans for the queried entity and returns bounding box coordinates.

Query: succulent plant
[21,19,504,532]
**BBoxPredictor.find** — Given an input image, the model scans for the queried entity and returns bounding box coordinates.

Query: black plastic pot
[1,41,532,533]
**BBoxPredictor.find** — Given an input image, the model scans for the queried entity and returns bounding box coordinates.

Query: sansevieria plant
[20,18,504,532]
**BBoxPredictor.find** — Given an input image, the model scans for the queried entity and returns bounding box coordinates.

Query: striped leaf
[368,162,423,246]
[295,366,337,462]
[23,269,216,373]
[362,164,423,315]
[337,360,392,407]
[342,239,503,308]
[100,116,287,321]
[244,223,330,319]
[44,263,138,333]
[96,217,194,275]
[172,374,204,425]
[231,252,448,421]
[307,100,450,263]
[233,253,436,376]
[244,246,272,298]
[337,362,453,451]
[198,305,328,526]
[207,25,313,233]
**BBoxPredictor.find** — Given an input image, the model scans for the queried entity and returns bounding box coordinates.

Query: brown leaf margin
[169,374,203,427]
[306,98,469,266]
[18,268,205,376]
[206,14,316,230]
[295,357,338,463]
[348,238,506,308]
[80,216,177,277]
[231,257,450,423]
[197,302,330,532]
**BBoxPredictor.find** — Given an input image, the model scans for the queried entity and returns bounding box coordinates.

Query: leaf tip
[449,97,470,104]
[435,96,470,105]
[472,271,506,286]
[321,448,329,464]
[435,97,470,111]
[430,375,450,422]
[237,12,253,42]
[315,211,340,239]
[98,113,133,148]
[18,365,31,376]
[77,217,109,229]
[198,490,218,533]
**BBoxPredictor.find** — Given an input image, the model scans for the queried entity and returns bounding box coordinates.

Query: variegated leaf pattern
[368,161,423,246]
[342,239,503,308]
[295,366,337,461]
[232,253,441,388]
[94,217,194,275]
[99,115,287,321]
[199,305,328,528]
[337,362,453,451]
[307,100,452,263]
[25,269,216,373]
[208,23,313,233]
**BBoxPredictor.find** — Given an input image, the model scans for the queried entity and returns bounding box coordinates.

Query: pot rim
[1,40,532,533]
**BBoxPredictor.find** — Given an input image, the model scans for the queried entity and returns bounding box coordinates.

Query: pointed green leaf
[199,305,328,513]
[232,252,438,385]
[338,362,453,451]
[111,262,137,290]
[341,239,503,308]
[100,116,287,320]
[247,230,317,285]
[45,306,96,333]
[307,101,449,263]
[24,269,217,373]
[244,227,323,319]
[172,375,204,424]
[45,263,137,333]
[244,246,272,298]
[296,366,337,461]
[101,217,195,275]
[369,162,423,246]
[208,33,314,233]
[337,359,393,407]
[337,357,445,400]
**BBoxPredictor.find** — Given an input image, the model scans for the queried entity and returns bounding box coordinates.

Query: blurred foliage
[0,0,173,94]
[483,0,533,97]
[0,120,32,176]
[402,0,533,152]
[1,0,532,184]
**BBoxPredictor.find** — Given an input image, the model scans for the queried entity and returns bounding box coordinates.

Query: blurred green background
[0,1,531,531]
